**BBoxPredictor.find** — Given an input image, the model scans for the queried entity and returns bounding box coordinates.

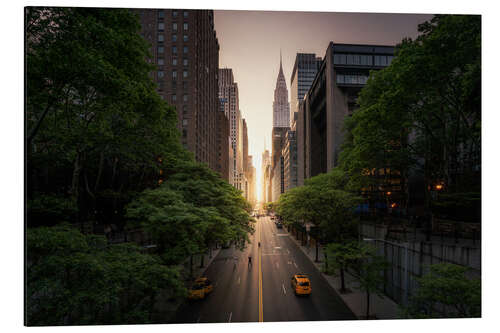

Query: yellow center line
[258,218,263,322]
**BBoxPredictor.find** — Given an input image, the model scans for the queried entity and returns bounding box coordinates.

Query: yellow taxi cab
[291,274,312,296]
[187,277,213,300]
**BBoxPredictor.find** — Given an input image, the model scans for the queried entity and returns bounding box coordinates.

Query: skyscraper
[271,52,291,201]
[219,68,246,190]
[273,51,290,128]
[290,53,322,127]
[135,9,219,171]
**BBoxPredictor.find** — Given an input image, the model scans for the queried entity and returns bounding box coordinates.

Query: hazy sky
[213,10,432,192]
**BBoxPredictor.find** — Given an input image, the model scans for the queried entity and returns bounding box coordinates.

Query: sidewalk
[286,228,400,320]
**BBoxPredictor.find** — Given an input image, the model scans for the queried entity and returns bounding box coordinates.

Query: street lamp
[363,238,409,305]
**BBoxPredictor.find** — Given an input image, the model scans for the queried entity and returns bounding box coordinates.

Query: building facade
[300,43,395,180]
[282,130,297,192]
[216,98,230,181]
[136,9,220,171]
[218,68,245,188]
[290,53,322,127]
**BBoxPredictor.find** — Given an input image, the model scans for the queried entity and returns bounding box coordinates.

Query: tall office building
[218,68,243,188]
[216,98,230,181]
[136,9,219,170]
[270,52,291,201]
[290,53,322,127]
[261,149,271,204]
[273,52,290,128]
[300,42,394,179]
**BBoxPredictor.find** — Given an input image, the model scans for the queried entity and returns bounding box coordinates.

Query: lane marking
[276,261,279,269]
[238,276,240,284]
[228,312,232,323]
[294,262,298,268]
[259,221,263,322]
[282,283,286,295]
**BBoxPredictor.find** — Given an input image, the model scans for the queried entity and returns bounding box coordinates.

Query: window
[183,105,188,113]
[172,58,177,66]
[158,23,164,31]
[157,46,164,54]
[183,23,188,30]
[182,81,188,90]
[172,70,177,79]
[157,71,164,78]
[172,10,178,17]
[172,94,177,102]
[334,54,347,65]
[172,46,177,54]
[183,58,188,66]
[183,34,188,42]
[183,11,188,17]
[183,70,188,78]
[158,34,164,42]
[158,58,164,65]
[158,10,164,18]
[183,46,188,54]
[172,34,177,42]
[173,23,177,31]
[183,94,188,102]
[182,119,188,126]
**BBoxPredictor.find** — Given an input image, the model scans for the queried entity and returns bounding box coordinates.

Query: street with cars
[174,214,356,323]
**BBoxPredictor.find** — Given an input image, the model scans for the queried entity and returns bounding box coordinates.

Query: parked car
[188,277,214,300]
[276,222,283,229]
[291,274,312,296]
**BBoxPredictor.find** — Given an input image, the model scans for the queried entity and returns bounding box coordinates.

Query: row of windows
[157,70,189,78]
[158,46,188,54]
[158,10,188,18]
[158,58,188,66]
[171,94,189,102]
[159,34,189,42]
[336,74,369,85]
[334,53,395,67]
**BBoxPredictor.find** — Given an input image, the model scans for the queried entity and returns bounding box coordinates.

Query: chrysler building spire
[273,51,290,128]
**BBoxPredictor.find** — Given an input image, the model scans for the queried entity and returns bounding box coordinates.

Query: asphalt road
[173,215,356,323]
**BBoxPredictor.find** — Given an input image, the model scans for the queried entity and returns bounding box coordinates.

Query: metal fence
[364,238,481,307]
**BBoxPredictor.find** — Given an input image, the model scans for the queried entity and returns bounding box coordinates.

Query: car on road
[276,222,283,229]
[291,274,312,296]
[187,277,213,300]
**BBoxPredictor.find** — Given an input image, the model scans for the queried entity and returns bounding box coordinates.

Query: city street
[174,215,356,323]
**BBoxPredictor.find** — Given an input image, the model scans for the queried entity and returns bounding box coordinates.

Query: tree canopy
[340,15,481,214]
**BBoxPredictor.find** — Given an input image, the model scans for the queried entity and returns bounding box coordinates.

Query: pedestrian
[248,255,252,267]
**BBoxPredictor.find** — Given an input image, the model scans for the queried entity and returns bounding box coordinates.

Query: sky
[213,10,433,196]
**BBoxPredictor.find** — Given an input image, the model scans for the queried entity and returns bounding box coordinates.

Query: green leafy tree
[403,263,481,318]
[325,242,365,293]
[277,168,362,263]
[26,7,187,230]
[354,245,390,319]
[340,15,481,214]
[26,225,185,326]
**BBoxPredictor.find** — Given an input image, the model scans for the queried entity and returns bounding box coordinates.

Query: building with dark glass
[299,42,394,181]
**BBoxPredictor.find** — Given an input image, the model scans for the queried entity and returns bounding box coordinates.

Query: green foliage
[126,160,254,264]
[353,244,390,318]
[277,168,362,243]
[27,194,78,226]
[403,263,481,318]
[26,7,188,228]
[340,15,481,212]
[325,242,364,276]
[431,192,481,221]
[26,225,185,326]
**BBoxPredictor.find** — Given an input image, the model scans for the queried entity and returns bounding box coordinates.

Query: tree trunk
[315,238,319,262]
[366,291,370,319]
[340,267,346,292]
[200,254,205,268]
